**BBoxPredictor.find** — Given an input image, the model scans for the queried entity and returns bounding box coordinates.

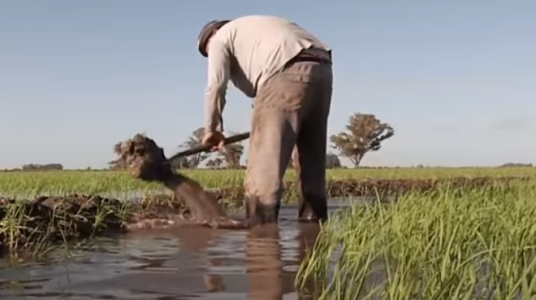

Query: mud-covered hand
[202,131,226,151]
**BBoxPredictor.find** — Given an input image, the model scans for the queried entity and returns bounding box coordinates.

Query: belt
[285,52,332,67]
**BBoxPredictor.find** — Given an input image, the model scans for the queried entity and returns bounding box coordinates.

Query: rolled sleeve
[204,38,231,133]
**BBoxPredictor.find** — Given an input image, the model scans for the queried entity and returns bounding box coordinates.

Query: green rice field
[2,167,536,299]
[1,167,534,199]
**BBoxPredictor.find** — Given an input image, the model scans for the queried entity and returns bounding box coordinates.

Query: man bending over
[197,15,333,227]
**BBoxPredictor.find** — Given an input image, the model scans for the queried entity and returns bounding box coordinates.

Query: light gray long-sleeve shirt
[203,15,330,133]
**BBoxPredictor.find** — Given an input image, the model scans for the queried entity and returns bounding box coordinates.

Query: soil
[114,133,174,182]
[0,194,181,251]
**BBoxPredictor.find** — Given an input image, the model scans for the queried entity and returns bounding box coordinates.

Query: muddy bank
[0,176,529,253]
[0,194,193,253]
[214,175,531,200]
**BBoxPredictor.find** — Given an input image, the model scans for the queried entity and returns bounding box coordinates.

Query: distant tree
[180,127,210,169]
[206,159,216,169]
[326,153,341,168]
[500,162,533,168]
[204,157,226,169]
[171,157,190,169]
[217,131,245,169]
[22,163,64,171]
[289,149,341,169]
[330,113,394,167]
[213,157,223,169]
[46,163,63,170]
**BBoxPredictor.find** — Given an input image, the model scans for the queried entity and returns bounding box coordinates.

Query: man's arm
[204,38,231,133]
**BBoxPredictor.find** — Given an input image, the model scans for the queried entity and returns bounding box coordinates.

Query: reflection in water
[177,227,229,293]
[245,223,321,300]
[295,223,322,299]
[246,224,284,299]
[177,222,321,299]
[0,204,333,299]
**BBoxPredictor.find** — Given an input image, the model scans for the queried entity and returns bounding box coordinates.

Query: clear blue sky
[1,0,535,169]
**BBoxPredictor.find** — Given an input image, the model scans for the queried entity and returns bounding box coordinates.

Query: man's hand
[202,131,226,151]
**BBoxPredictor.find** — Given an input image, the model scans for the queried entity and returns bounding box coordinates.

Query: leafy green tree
[21,163,64,171]
[217,130,245,169]
[180,127,210,169]
[330,113,394,167]
[213,157,224,169]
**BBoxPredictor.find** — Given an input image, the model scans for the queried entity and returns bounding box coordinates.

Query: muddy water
[0,202,349,300]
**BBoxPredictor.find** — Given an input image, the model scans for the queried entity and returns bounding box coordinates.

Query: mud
[114,134,174,182]
[114,134,244,229]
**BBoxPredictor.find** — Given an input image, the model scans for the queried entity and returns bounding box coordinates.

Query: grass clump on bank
[0,194,202,258]
[0,195,129,257]
[297,180,536,299]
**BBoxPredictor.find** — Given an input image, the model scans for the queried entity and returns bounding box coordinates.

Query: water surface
[0,202,350,300]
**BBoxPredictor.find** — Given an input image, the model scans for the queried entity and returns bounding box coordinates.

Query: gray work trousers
[244,59,333,224]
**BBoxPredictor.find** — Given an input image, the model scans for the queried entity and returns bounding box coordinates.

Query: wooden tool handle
[167,132,250,164]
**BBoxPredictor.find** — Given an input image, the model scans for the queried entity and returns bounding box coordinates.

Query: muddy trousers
[244,60,333,225]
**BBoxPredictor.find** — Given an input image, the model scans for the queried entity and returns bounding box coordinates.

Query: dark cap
[197,20,230,57]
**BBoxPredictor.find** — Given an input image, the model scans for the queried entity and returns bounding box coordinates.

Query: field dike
[0,176,529,254]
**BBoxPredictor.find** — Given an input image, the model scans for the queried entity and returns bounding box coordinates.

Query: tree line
[1,163,65,172]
